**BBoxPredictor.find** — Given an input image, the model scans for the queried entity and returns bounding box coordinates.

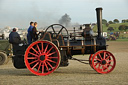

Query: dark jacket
[9,31,21,44]
[32,27,38,41]
[27,25,33,36]
[27,25,33,44]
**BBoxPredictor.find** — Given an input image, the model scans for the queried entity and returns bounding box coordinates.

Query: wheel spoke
[101,66,104,72]
[44,62,49,72]
[52,26,56,33]
[31,47,39,55]
[37,62,42,72]
[29,52,39,57]
[94,62,98,67]
[48,57,58,59]
[46,61,54,69]
[94,58,101,61]
[27,57,37,59]
[98,63,101,70]
[37,44,41,54]
[41,42,44,53]
[47,52,56,57]
[58,27,64,35]
[32,62,39,69]
[105,64,109,72]
[103,52,106,59]
[107,60,113,63]
[47,47,53,54]
[44,44,49,53]
[47,59,56,63]
[98,53,103,60]
[42,63,44,73]
[102,65,106,70]
[29,60,38,65]
[106,55,111,60]
[107,63,113,67]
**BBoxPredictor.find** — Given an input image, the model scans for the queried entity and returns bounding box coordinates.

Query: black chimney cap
[96,7,103,10]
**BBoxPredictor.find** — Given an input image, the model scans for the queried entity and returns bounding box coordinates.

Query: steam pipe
[96,8,103,37]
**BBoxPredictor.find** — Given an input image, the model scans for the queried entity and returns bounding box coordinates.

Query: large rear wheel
[24,40,61,76]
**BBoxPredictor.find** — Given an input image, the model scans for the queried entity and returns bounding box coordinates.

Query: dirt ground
[0,41,128,85]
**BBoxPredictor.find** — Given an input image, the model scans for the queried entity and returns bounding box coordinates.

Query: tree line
[102,19,128,31]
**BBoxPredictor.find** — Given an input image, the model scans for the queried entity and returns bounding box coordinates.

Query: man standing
[32,22,38,41]
[27,22,34,44]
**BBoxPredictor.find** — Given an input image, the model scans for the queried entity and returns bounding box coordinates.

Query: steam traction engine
[12,8,116,76]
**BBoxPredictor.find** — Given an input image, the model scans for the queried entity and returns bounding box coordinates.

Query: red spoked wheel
[92,50,116,74]
[89,54,93,68]
[24,40,61,76]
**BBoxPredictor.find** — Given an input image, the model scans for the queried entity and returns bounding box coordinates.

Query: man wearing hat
[9,28,21,44]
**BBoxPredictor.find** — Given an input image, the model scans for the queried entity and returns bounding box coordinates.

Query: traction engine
[11,8,116,76]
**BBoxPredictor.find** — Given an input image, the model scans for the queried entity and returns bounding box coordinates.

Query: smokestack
[96,7,103,37]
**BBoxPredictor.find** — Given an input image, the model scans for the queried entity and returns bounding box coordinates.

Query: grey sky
[0,0,128,28]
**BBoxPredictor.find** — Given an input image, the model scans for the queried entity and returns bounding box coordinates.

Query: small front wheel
[92,50,116,74]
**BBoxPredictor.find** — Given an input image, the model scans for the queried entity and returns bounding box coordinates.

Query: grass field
[93,23,128,32]
[93,22,128,39]
[106,39,128,41]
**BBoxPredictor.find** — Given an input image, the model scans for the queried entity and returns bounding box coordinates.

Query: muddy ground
[0,41,128,85]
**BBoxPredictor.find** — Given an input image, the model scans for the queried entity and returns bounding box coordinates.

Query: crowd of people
[9,21,40,45]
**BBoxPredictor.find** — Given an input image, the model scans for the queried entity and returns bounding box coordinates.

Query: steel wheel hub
[101,60,106,65]
[40,55,46,61]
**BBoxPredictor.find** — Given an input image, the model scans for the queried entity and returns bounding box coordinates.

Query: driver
[9,28,21,44]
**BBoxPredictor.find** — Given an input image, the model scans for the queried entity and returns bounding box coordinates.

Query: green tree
[122,19,128,23]
[113,19,119,23]
[122,20,125,23]
[118,25,125,30]
[107,27,114,31]
[102,19,107,24]
[108,21,113,24]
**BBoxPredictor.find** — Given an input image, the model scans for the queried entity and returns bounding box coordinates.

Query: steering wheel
[45,24,69,39]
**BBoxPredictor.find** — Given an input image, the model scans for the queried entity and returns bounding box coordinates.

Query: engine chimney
[96,8,103,37]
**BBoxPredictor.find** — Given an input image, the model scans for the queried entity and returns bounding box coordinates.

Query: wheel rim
[89,54,93,68]
[0,56,2,61]
[92,50,116,74]
[0,52,8,65]
[24,40,61,76]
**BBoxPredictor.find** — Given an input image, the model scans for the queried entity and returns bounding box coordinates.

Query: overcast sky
[0,0,128,28]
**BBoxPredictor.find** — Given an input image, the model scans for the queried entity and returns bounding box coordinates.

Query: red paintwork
[89,54,93,69]
[24,40,61,76]
[92,50,116,74]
